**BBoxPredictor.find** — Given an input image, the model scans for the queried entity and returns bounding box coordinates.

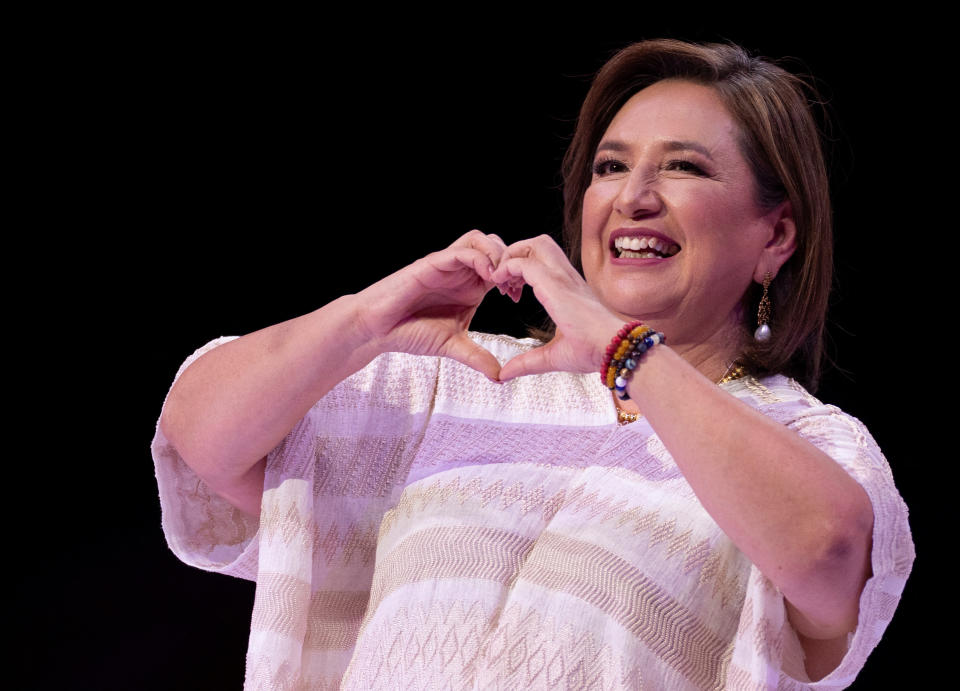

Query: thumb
[444,333,502,382]
[499,342,557,382]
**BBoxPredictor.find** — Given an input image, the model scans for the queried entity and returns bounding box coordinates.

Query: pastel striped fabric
[153,333,913,690]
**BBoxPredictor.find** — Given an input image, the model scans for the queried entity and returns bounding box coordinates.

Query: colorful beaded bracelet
[600,321,665,400]
[600,321,646,386]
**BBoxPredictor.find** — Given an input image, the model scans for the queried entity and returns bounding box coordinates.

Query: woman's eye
[593,159,628,176]
[664,159,707,175]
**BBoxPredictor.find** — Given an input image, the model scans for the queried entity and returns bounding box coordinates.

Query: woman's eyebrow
[662,139,714,159]
[595,139,630,154]
[595,138,715,159]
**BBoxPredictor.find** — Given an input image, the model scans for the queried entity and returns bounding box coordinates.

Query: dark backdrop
[30,15,934,690]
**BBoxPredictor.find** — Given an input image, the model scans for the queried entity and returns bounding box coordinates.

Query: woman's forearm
[627,345,874,639]
[160,294,382,513]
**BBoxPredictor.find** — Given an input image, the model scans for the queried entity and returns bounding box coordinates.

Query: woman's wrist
[600,320,666,400]
[315,293,390,372]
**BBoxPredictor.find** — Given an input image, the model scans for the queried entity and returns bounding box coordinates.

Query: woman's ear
[755,200,798,282]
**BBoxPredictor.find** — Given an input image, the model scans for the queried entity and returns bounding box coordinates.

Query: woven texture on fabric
[153,333,914,690]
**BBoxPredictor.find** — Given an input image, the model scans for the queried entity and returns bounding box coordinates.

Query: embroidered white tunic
[152,334,914,690]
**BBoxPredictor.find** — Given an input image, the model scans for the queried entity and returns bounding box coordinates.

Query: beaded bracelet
[600,321,646,386]
[600,321,665,400]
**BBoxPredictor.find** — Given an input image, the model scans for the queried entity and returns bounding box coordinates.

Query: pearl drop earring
[754,272,772,342]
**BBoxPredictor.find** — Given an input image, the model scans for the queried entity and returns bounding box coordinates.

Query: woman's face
[581,79,793,347]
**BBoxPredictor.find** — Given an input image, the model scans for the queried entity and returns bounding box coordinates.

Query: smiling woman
[560,41,834,391]
[579,80,796,375]
[152,39,913,690]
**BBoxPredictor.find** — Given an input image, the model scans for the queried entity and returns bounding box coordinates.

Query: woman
[154,40,913,689]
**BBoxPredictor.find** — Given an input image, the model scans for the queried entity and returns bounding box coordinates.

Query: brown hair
[559,39,833,391]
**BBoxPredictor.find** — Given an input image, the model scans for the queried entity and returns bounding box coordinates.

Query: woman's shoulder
[733,373,904,493]
[723,373,864,427]
[722,372,825,409]
[725,373,884,458]
[738,371,914,557]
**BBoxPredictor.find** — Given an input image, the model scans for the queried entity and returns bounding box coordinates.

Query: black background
[27,13,937,690]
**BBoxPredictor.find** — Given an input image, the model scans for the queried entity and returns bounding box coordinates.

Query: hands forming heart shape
[357,229,626,383]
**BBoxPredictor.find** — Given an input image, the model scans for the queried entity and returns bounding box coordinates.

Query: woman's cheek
[581,188,607,245]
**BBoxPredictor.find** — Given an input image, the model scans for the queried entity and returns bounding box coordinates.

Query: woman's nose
[614,171,663,219]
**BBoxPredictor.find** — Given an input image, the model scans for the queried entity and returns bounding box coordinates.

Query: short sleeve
[151,336,261,580]
[727,392,915,689]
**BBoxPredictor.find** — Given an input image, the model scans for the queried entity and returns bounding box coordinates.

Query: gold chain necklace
[717,362,747,384]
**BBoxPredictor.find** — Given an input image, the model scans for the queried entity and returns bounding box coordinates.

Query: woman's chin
[597,295,673,325]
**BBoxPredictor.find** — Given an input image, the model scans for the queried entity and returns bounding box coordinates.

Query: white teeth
[613,235,680,258]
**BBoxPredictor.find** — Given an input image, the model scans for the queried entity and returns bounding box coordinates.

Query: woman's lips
[609,229,680,259]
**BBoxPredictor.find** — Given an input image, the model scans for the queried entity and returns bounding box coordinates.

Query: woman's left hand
[489,234,623,381]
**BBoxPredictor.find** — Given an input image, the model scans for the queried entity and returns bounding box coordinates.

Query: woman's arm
[160,231,508,518]
[490,236,873,658]
[623,345,873,641]
[160,294,380,517]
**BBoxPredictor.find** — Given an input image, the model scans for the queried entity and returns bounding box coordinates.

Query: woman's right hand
[160,230,511,517]
[355,229,511,381]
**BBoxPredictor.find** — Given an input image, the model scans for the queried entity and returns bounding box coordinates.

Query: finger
[492,237,593,313]
[506,278,524,303]
[444,333,503,382]
[423,247,497,283]
[497,234,568,262]
[499,343,557,381]
[491,276,524,302]
[489,238,533,279]
[449,228,492,248]
[450,230,507,276]
[472,232,508,253]
[490,255,557,298]
[489,235,572,285]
